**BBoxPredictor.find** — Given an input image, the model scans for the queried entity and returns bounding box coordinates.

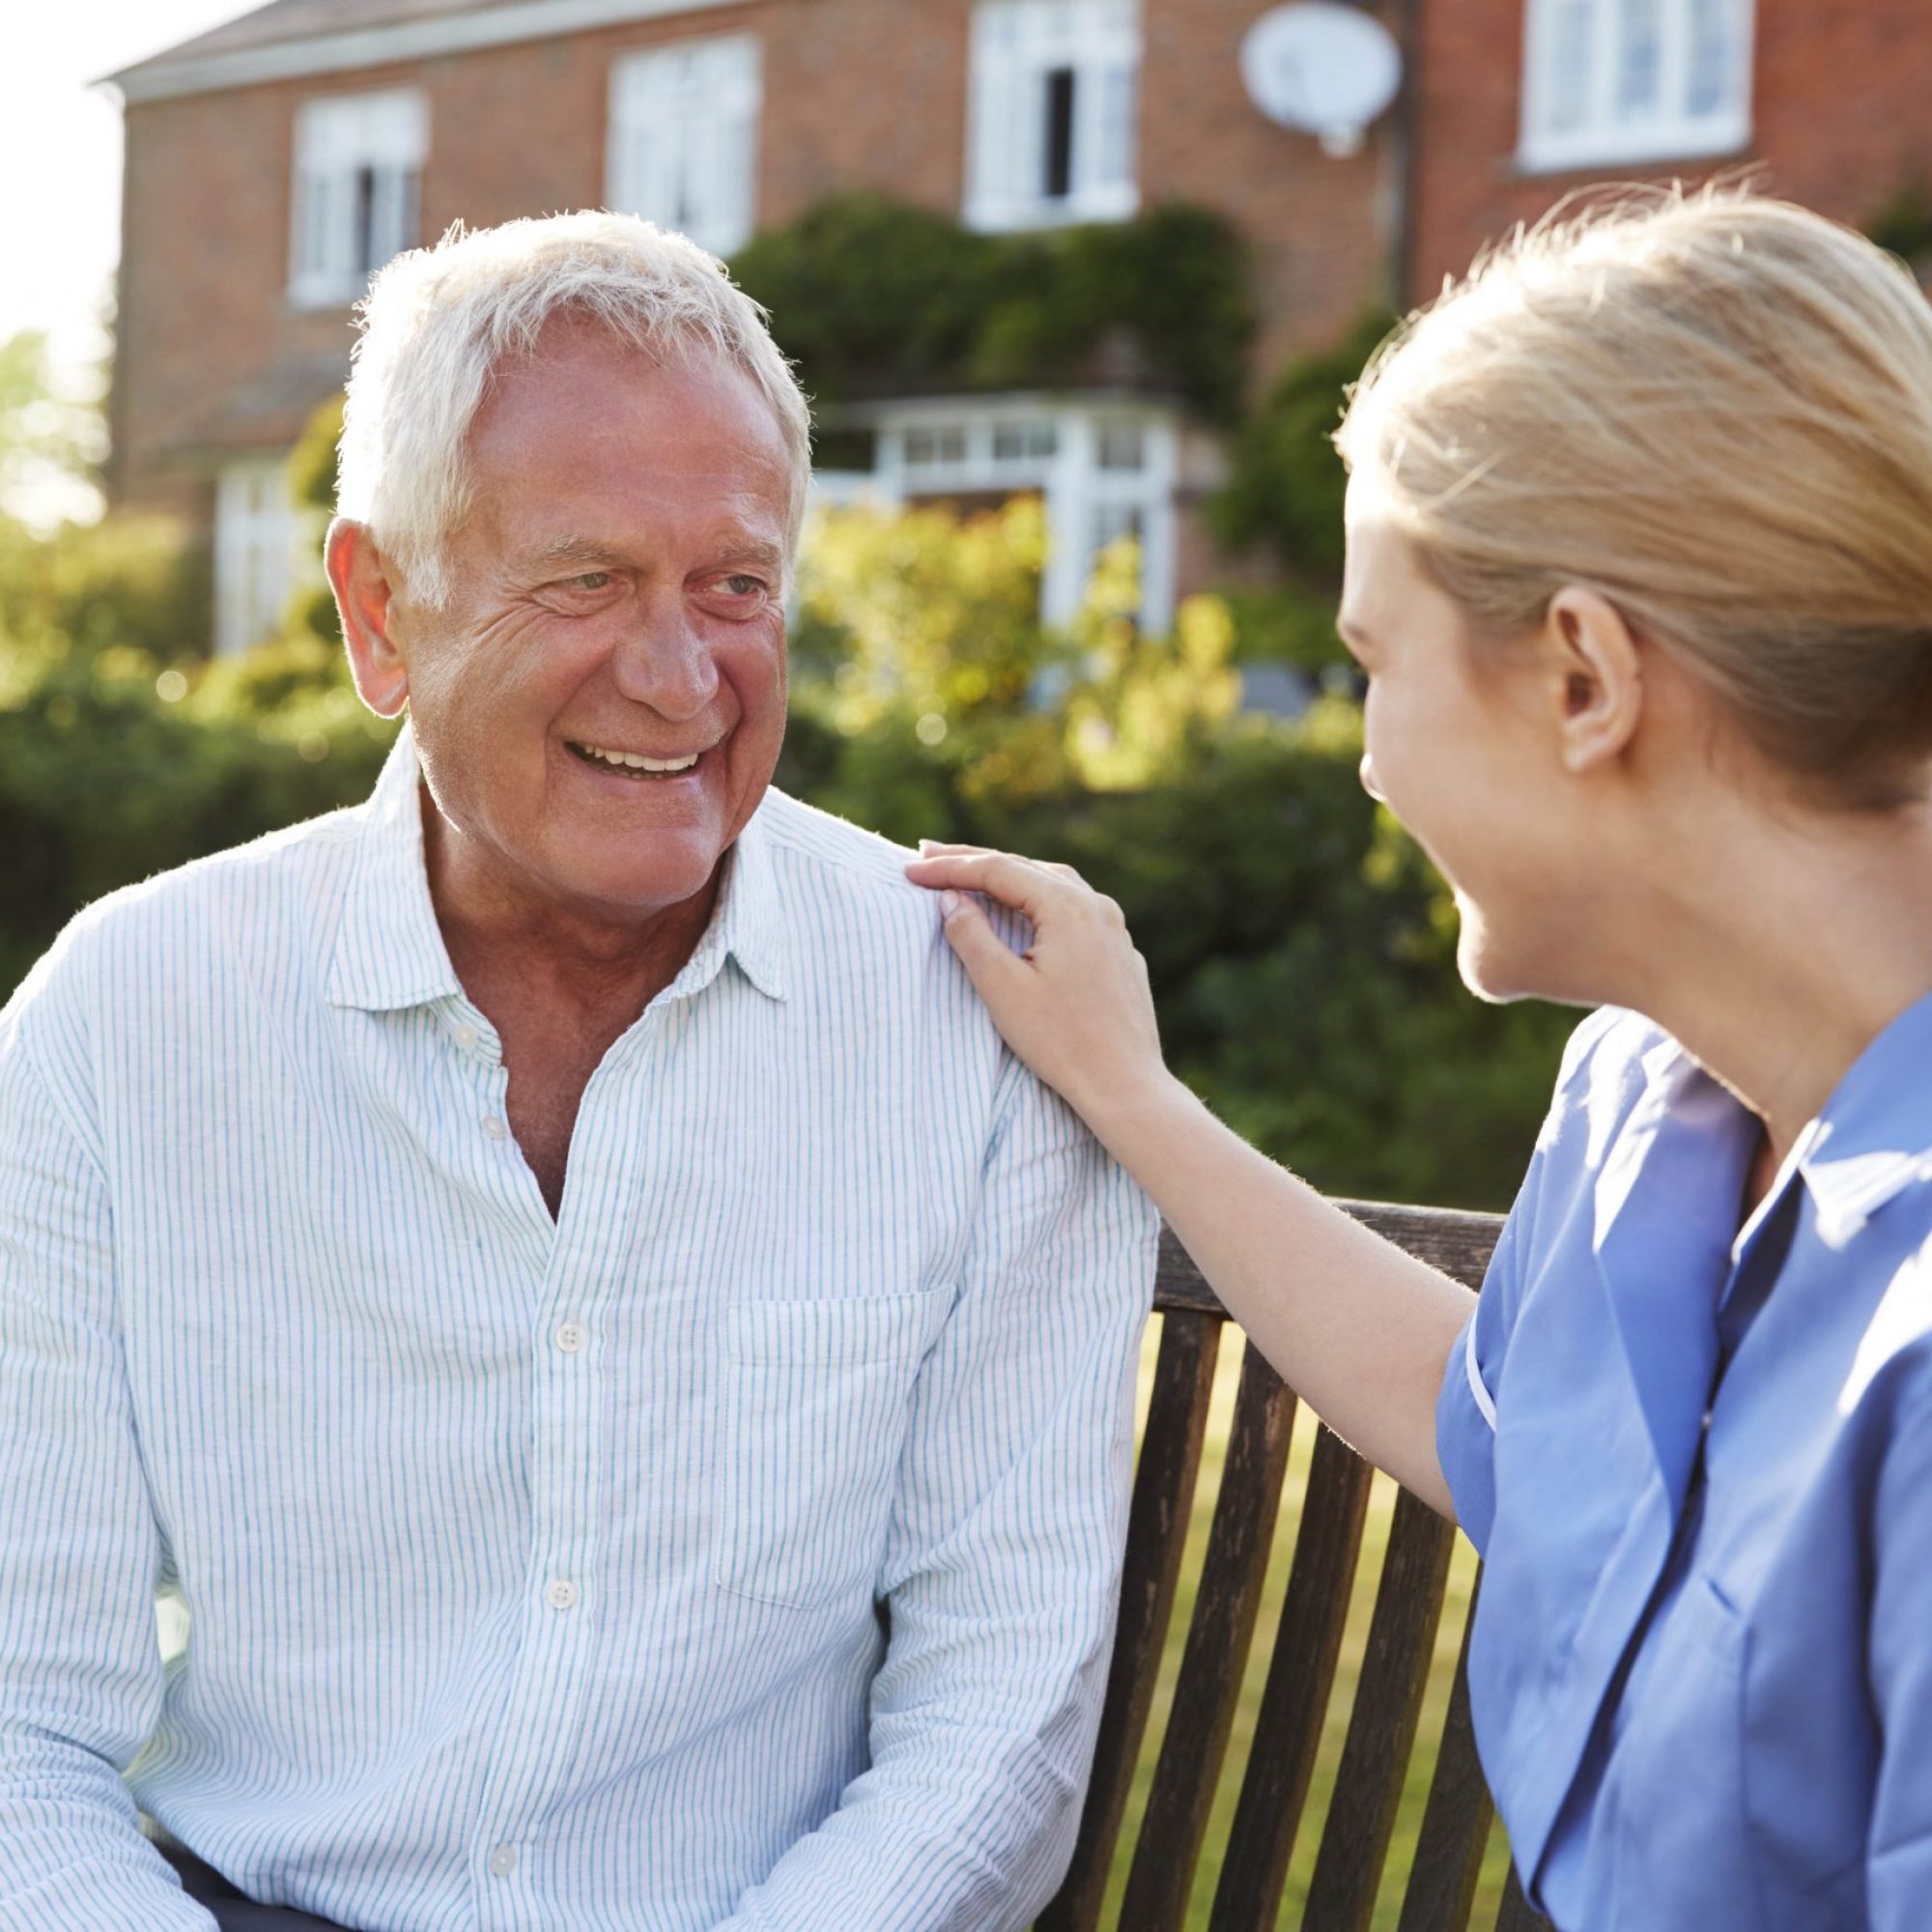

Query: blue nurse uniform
[1440,995,1932,1929]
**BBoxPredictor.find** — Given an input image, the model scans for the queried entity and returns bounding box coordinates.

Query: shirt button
[487,1845,518,1878]
[554,1322,586,1354]
[452,1023,480,1053]
[482,1115,509,1141]
[545,1578,579,1611]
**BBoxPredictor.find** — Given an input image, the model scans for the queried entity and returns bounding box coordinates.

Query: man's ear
[327,518,412,720]
[1543,585,1644,775]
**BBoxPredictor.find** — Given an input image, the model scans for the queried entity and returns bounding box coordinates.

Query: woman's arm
[904,845,1472,1517]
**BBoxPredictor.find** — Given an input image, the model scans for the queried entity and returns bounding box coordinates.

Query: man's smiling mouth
[567,740,705,780]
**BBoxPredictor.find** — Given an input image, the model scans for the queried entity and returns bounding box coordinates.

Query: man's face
[388,319,793,923]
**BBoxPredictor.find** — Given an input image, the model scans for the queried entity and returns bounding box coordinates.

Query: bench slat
[1153,1205,1500,1322]
[1396,1570,1492,1932]
[1117,1342,1298,1928]
[1493,1863,1547,1931]
[1206,1422,1375,1932]
[1039,1308,1223,1931]
[1300,1484,1459,1930]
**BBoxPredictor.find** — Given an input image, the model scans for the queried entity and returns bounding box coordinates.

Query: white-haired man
[0,214,1155,1932]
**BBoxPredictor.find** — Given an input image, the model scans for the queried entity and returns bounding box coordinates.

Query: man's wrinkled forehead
[463,327,797,560]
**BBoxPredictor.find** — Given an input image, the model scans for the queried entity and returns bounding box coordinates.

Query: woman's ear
[1544,585,1644,775]
[327,519,412,720]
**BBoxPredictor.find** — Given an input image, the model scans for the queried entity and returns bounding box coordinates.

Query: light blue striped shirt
[0,726,1156,1932]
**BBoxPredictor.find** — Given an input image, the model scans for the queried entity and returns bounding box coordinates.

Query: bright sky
[5,5,255,376]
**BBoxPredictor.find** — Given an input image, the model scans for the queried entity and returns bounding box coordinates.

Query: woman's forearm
[1093,1073,1470,1518]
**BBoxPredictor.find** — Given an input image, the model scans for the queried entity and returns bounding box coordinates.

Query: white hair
[336,211,812,606]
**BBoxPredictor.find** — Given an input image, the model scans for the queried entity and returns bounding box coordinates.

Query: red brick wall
[110,0,1396,512]
[1144,0,1404,377]
[1410,0,1932,298]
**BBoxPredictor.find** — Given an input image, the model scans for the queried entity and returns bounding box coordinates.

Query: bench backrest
[1037,1203,1551,1932]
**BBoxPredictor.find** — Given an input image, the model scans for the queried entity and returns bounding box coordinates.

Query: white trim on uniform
[1464,1314,1499,1432]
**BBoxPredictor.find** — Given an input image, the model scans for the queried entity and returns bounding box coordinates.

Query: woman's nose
[1358,753,1384,803]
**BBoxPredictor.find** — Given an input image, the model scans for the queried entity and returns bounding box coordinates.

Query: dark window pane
[354,164,378,274]
[1044,67,1076,199]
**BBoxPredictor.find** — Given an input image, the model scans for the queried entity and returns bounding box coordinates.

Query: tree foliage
[0,330,108,529]
[732,196,1256,424]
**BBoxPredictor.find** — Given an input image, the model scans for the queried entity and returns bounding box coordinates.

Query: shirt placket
[445,1001,659,1923]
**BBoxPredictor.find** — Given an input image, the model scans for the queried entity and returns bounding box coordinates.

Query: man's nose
[611,609,721,723]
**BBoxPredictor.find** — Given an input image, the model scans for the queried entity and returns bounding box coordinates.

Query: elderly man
[0,214,1155,1932]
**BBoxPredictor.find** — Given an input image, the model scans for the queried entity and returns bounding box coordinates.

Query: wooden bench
[1038,1203,1551,1932]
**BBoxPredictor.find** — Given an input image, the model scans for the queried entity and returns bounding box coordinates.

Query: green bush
[0,635,392,996]
[733,196,1256,424]
[1213,307,1396,579]
[0,513,208,663]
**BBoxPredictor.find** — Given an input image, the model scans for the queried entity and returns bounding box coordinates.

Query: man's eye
[571,571,612,591]
[720,574,766,598]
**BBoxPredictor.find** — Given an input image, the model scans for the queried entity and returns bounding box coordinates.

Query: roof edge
[106,0,736,103]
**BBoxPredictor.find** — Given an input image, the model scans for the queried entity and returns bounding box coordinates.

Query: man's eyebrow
[526,535,625,573]
[713,538,787,574]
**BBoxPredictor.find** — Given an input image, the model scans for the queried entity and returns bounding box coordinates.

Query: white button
[487,1845,518,1878]
[554,1322,586,1355]
[545,1578,579,1611]
[452,1023,480,1053]
[482,1115,509,1141]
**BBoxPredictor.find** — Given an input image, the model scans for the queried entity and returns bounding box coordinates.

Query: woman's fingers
[903,849,1064,919]
[905,842,1163,1124]
[934,889,1030,1001]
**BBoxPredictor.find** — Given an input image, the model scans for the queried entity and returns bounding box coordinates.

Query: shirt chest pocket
[715,1290,947,1609]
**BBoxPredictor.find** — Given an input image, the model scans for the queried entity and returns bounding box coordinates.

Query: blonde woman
[906,188,1932,1931]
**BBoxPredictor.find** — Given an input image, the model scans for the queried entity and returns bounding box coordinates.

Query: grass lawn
[1090,1315,1518,1929]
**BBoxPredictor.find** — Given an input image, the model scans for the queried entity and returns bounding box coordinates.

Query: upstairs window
[966,0,1140,231]
[1520,0,1752,170]
[290,90,426,308]
[608,35,762,258]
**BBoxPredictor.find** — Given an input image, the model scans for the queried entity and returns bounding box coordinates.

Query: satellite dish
[1241,3,1404,156]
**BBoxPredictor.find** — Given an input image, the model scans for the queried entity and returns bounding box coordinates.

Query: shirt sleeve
[1435,1008,1625,1555]
[1435,1214,1518,1555]
[0,988,215,1931]
[713,1059,1158,1932]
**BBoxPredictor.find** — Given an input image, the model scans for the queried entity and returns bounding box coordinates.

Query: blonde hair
[336,211,812,607]
[1336,185,1932,810]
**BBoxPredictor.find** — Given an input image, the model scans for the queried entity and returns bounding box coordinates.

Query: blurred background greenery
[0,303,1572,1213]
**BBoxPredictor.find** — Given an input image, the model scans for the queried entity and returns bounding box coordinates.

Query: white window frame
[213,458,297,659]
[965,0,1141,232]
[289,89,427,308]
[858,397,1178,632]
[607,34,762,258]
[1518,0,1752,172]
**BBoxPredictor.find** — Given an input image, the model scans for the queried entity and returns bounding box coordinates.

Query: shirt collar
[325,722,789,1013]
[326,723,463,1012]
[1790,984,1932,1249]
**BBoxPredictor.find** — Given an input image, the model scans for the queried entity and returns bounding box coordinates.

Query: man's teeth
[576,744,700,774]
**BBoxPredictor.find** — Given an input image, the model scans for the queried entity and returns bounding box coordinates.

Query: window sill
[962,189,1140,235]
[286,283,366,315]
[1512,118,1752,178]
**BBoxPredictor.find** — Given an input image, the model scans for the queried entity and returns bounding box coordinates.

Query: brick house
[105,0,1932,657]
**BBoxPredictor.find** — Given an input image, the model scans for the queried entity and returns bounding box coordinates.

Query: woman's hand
[903,841,1172,1130]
